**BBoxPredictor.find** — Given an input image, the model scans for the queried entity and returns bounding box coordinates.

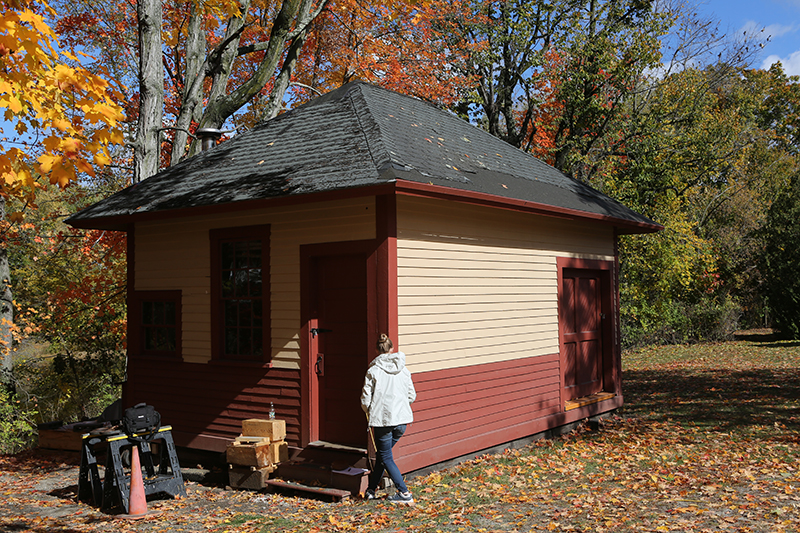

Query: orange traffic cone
[122,445,148,519]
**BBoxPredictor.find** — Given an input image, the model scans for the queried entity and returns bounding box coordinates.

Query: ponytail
[377,333,393,354]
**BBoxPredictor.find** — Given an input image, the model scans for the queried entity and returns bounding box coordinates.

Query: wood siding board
[400,333,557,352]
[409,395,562,443]
[416,367,558,400]
[400,321,556,335]
[127,359,302,447]
[413,382,560,422]
[399,264,555,276]
[398,353,563,469]
[384,352,576,472]
[399,317,557,332]
[397,196,614,252]
[398,294,556,306]
[398,248,554,260]
[396,301,556,315]
[403,337,558,359]
[412,353,558,381]
[399,398,624,473]
[398,281,557,292]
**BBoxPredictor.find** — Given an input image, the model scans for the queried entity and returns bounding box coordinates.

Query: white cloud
[761,51,800,75]
[760,23,797,39]
[741,20,797,40]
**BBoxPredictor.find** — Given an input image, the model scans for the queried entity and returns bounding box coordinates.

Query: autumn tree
[287,0,475,109]
[0,0,124,384]
[432,0,583,149]
[761,173,800,339]
[8,181,127,421]
[51,0,474,182]
[606,60,800,345]
[434,0,668,180]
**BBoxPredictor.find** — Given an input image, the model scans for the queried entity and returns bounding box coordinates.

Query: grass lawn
[1,333,798,532]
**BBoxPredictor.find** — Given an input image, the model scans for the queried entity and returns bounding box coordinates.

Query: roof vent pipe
[196,128,223,151]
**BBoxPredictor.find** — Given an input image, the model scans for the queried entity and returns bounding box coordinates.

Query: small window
[131,291,181,357]
[142,300,177,352]
[211,225,270,362]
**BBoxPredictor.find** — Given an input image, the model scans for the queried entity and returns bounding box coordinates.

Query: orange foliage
[290,0,477,107]
[0,0,124,213]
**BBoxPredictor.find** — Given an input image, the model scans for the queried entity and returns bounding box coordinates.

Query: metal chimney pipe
[196,128,223,151]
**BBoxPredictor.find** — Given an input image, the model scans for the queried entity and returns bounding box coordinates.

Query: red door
[561,269,604,400]
[308,253,369,446]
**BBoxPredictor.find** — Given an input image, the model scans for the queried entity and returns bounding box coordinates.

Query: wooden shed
[67,82,661,474]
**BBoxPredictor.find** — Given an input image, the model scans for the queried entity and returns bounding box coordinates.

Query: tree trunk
[196,0,328,135]
[142,0,329,167]
[170,1,206,166]
[134,0,164,182]
[0,199,14,388]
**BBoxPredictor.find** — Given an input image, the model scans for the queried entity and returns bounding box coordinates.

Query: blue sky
[700,0,800,75]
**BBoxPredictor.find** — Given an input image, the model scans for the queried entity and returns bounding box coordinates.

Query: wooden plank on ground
[264,480,350,501]
[565,392,615,411]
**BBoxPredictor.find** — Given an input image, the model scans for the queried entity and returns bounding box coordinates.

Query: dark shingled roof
[67,81,659,232]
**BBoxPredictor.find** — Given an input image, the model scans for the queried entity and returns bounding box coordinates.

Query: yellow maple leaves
[0,0,124,212]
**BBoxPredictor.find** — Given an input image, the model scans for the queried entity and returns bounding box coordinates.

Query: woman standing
[361,333,416,504]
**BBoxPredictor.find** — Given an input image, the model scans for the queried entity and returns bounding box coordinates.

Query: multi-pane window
[221,240,263,358]
[142,300,177,352]
[132,290,181,357]
[211,225,270,361]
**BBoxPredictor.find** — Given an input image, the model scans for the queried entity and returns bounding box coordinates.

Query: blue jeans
[368,424,408,493]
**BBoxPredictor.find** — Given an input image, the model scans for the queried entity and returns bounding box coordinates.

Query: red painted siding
[396,354,621,473]
[126,357,301,452]
[397,354,559,471]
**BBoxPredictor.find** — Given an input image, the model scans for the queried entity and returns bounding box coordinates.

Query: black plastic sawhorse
[78,425,186,513]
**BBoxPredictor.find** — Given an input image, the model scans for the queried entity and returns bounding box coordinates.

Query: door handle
[315,354,324,376]
[310,328,333,338]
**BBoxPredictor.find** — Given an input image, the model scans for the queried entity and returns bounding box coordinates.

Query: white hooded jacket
[361,351,416,427]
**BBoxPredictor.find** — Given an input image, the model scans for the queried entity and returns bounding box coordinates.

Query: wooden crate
[331,469,369,496]
[269,440,289,463]
[241,419,286,441]
[226,438,272,468]
[229,465,276,490]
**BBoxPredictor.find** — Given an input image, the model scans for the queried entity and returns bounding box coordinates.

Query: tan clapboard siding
[134,197,375,369]
[397,239,559,371]
[398,197,614,256]
[401,318,557,337]
[396,195,613,374]
[399,304,555,321]
[399,283,557,296]
[398,245,556,263]
[405,337,558,373]
[397,297,554,311]
[397,195,615,256]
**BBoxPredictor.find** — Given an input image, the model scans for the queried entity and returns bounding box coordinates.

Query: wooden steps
[270,441,369,499]
[565,392,615,411]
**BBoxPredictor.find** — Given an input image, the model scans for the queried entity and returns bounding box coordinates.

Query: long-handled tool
[366,415,377,471]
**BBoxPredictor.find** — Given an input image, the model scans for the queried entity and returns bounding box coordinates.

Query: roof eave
[66,179,662,234]
[391,179,663,235]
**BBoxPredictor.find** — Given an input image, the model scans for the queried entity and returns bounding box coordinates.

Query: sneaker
[364,489,377,500]
[387,491,414,505]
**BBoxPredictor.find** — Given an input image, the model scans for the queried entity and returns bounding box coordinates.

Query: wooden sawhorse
[78,426,186,513]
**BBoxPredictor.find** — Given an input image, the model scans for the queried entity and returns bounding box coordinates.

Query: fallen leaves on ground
[1,334,798,532]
